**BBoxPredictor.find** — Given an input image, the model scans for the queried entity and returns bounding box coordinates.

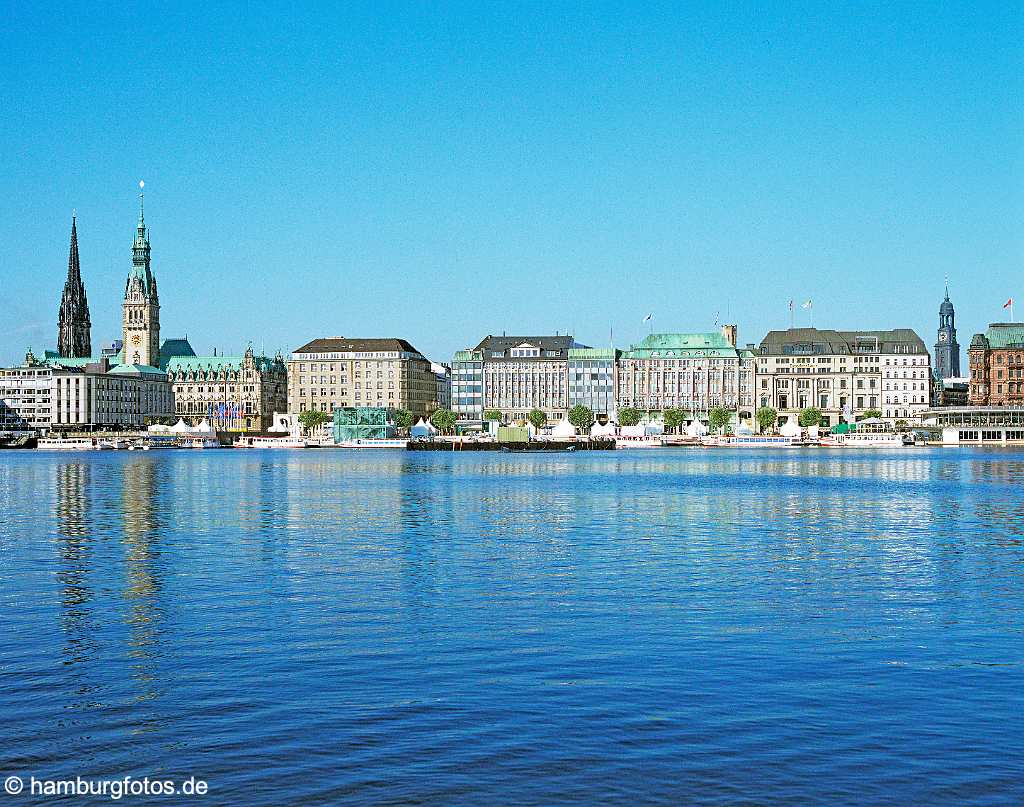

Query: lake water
[1,448,1022,804]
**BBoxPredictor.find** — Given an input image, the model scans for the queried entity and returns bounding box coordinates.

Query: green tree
[708,406,733,434]
[618,407,642,427]
[430,407,458,435]
[568,404,595,434]
[484,409,503,421]
[860,408,883,420]
[756,406,777,433]
[393,409,414,433]
[798,407,823,427]
[894,419,909,432]
[298,409,332,433]
[527,409,547,431]
[662,408,688,434]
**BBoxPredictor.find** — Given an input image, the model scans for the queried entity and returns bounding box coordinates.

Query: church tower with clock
[935,285,960,379]
[122,183,160,367]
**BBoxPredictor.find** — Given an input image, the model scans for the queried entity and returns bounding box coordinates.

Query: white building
[0,350,174,433]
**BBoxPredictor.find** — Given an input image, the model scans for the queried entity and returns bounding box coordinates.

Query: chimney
[721,324,737,347]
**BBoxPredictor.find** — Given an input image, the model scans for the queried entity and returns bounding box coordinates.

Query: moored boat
[336,438,409,449]
[700,434,807,448]
[615,435,663,449]
[818,432,911,448]
[177,435,222,449]
[233,435,310,448]
[37,437,103,450]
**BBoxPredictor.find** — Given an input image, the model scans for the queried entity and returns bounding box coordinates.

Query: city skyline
[2,4,1022,367]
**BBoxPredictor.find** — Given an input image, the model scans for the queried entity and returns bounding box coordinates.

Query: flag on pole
[642,313,653,323]
[1004,298,1013,309]
[801,299,813,309]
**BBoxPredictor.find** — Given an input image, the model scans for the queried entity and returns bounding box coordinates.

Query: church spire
[57,213,92,358]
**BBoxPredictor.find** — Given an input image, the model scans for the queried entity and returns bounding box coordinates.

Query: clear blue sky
[1,2,1021,367]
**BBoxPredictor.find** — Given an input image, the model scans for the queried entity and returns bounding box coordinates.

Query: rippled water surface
[1,449,1023,804]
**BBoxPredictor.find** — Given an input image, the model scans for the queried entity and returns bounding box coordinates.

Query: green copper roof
[43,352,104,368]
[165,355,280,374]
[109,363,165,378]
[981,323,1024,349]
[623,332,740,359]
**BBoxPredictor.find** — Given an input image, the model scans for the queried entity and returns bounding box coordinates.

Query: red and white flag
[1004,298,1013,309]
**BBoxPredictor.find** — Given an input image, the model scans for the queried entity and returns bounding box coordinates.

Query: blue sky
[1,2,1021,367]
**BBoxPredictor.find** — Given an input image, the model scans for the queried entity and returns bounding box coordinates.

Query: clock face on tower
[131,333,142,346]
[938,331,949,342]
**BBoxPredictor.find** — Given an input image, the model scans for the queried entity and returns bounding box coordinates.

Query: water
[1,448,1022,805]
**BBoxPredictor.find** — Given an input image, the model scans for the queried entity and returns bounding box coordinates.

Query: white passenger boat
[615,435,663,449]
[177,435,222,449]
[233,435,310,448]
[818,432,911,448]
[700,434,807,448]
[336,438,409,449]
[37,437,104,450]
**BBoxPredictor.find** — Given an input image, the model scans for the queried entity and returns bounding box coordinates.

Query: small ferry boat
[818,432,911,448]
[177,435,222,449]
[336,438,409,449]
[233,435,310,449]
[700,434,807,448]
[614,436,663,449]
[37,437,104,450]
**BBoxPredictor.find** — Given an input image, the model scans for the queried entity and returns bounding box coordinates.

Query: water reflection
[55,462,94,667]
[121,458,165,712]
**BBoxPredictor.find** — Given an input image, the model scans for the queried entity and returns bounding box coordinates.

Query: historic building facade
[616,328,756,421]
[165,342,287,431]
[29,187,284,431]
[757,328,931,426]
[287,337,437,418]
[56,215,92,359]
[968,323,1024,406]
[935,287,961,379]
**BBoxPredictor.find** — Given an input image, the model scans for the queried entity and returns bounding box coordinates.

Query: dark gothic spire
[57,214,92,358]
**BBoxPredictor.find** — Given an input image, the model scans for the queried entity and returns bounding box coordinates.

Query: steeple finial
[138,180,145,227]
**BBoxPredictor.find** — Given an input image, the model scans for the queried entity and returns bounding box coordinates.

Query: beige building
[756,328,930,427]
[288,337,438,418]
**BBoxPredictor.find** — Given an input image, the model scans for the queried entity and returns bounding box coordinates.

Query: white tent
[779,417,801,437]
[590,421,616,438]
[686,420,708,437]
[620,424,645,438]
[169,419,193,434]
[410,418,437,438]
[147,423,171,433]
[193,419,214,434]
[551,419,577,439]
